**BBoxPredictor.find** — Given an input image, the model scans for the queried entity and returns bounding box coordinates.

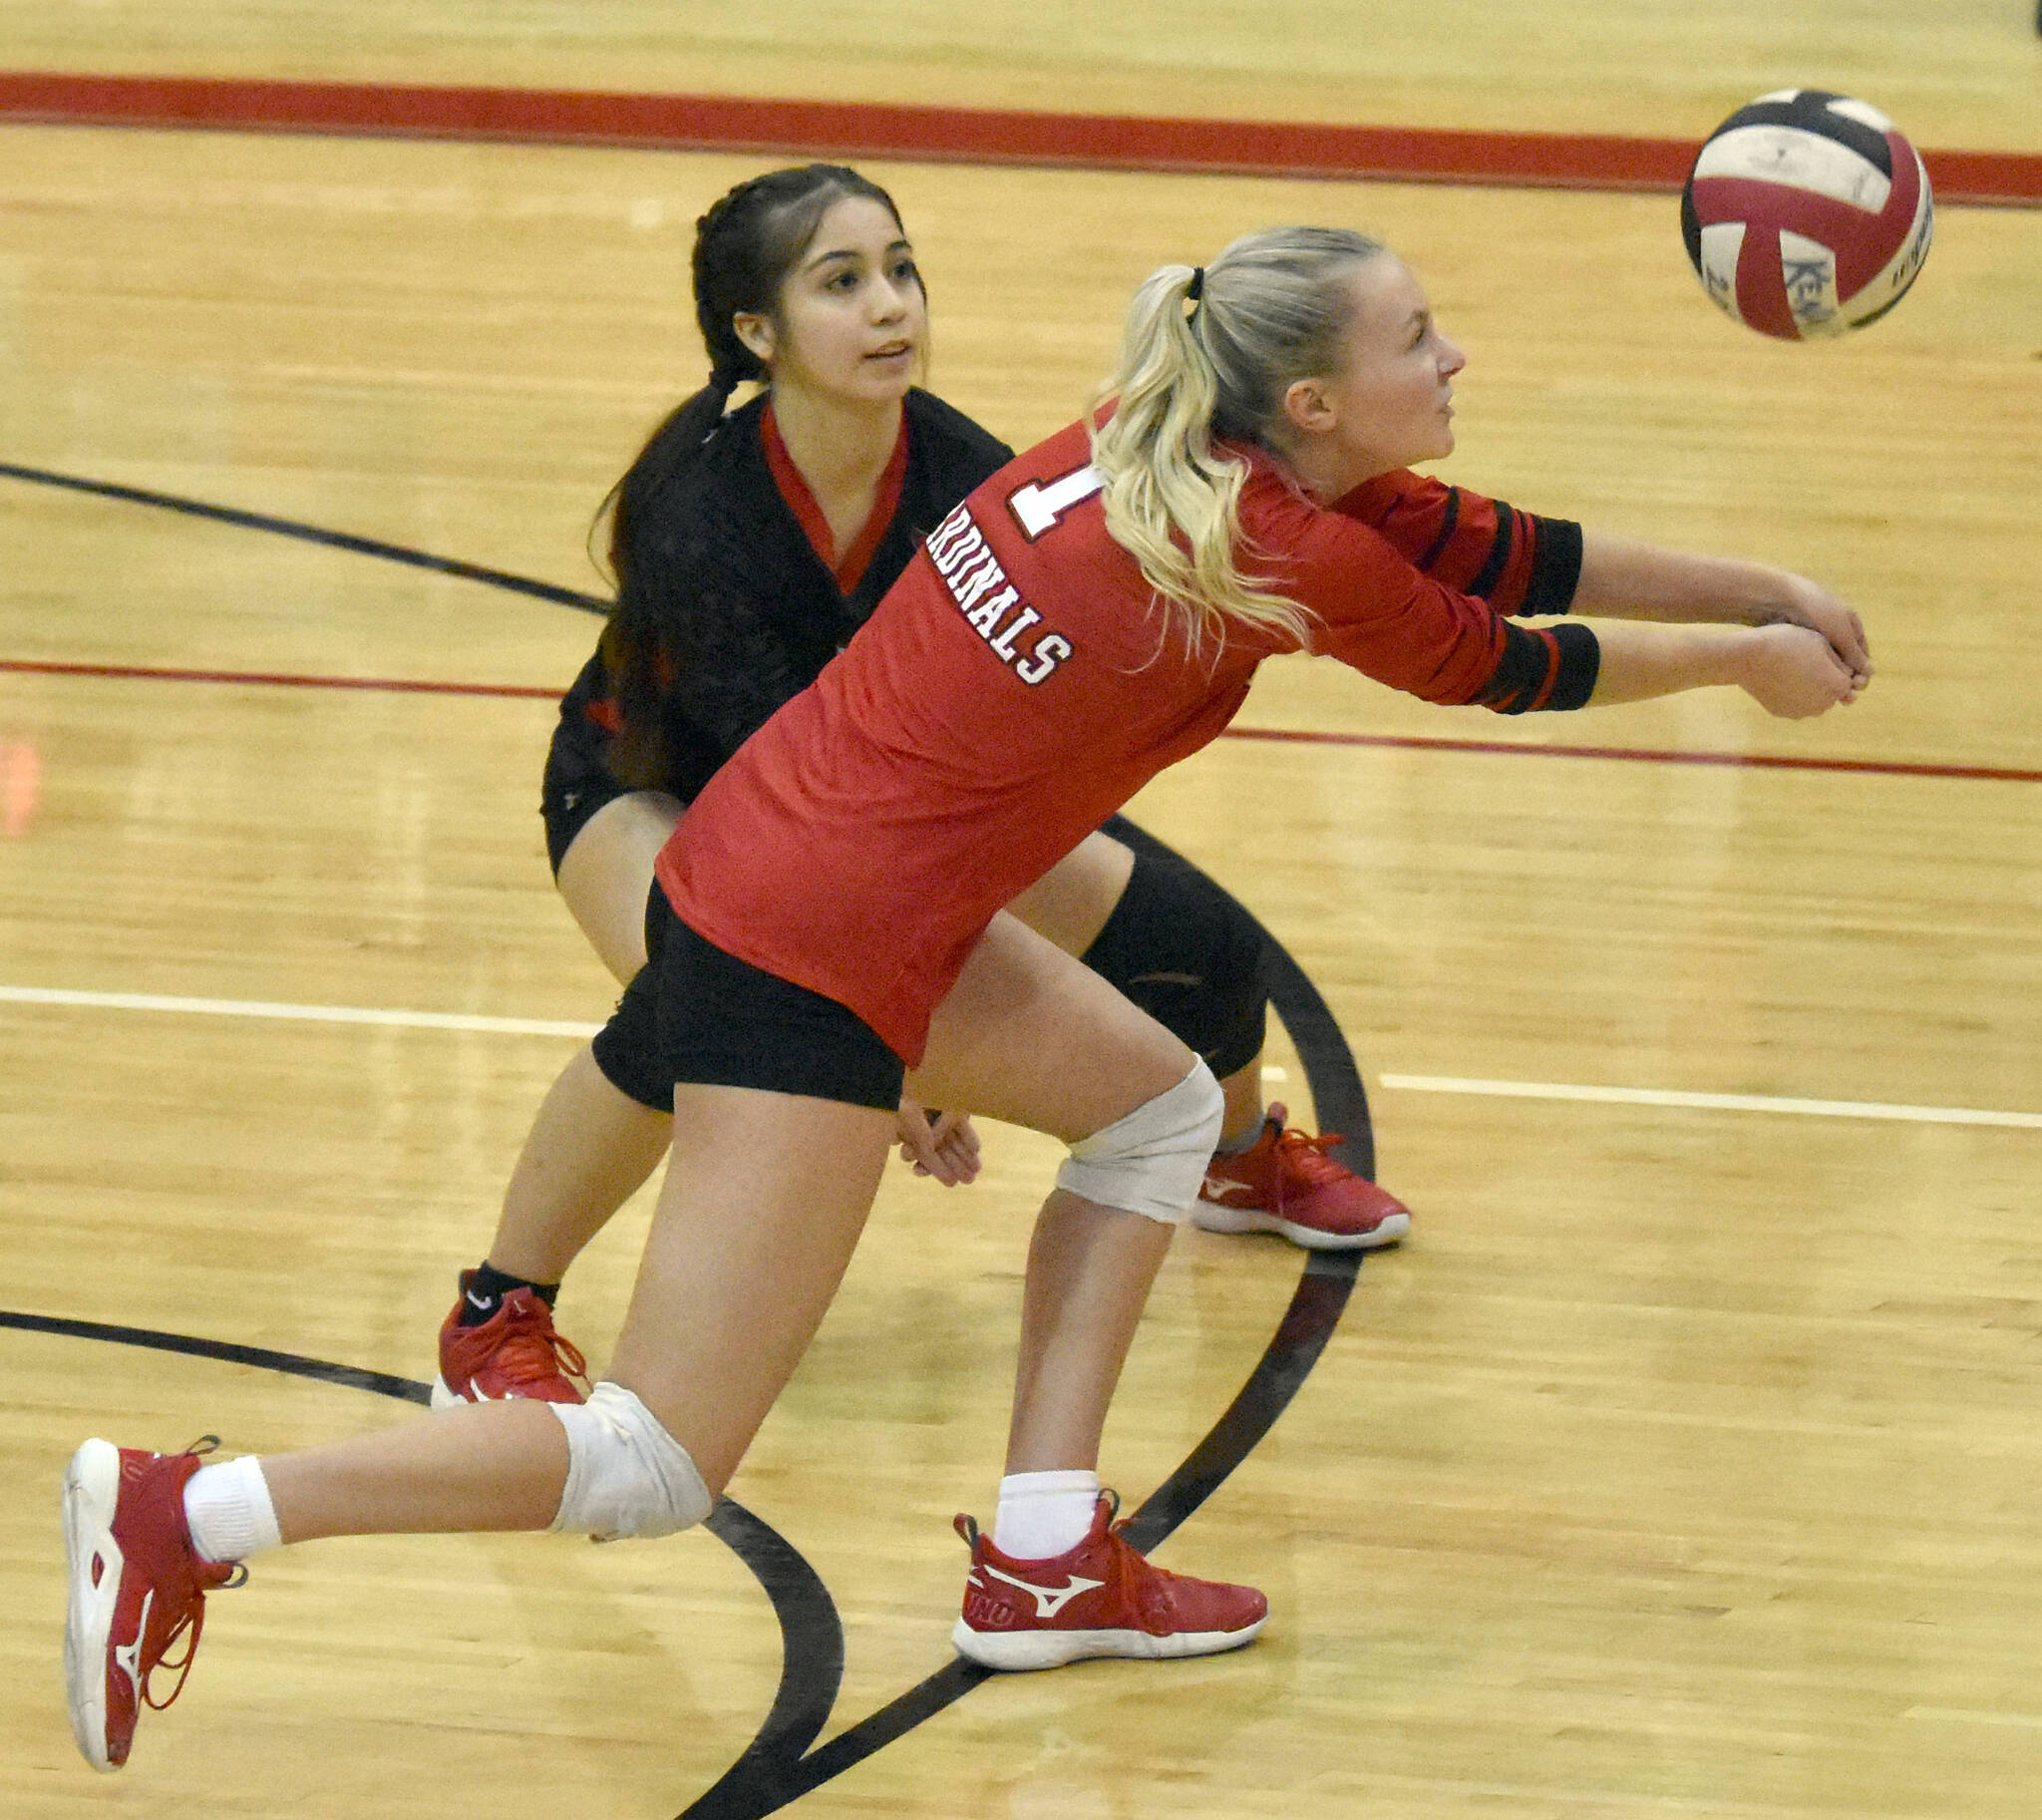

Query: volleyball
[1680,90,1933,340]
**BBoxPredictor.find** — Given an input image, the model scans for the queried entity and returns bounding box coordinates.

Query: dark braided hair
[598,165,912,785]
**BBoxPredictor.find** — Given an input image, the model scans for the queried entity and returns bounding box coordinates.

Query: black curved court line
[0,460,609,614]
[4,910,1369,1817]
[0,1308,438,1405]
[3,454,1382,1813]
[1,900,1373,1817]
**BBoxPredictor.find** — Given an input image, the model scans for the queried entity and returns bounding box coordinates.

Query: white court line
[5,986,2034,1129]
[0,983,600,1039]
[1381,1073,2042,1131]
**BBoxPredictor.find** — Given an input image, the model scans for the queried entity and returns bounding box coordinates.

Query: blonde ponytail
[1089,227,1385,660]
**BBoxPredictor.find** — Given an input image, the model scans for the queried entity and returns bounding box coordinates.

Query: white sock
[991,1468,1100,1560]
[182,1455,283,1564]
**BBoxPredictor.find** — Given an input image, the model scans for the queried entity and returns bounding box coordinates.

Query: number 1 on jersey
[1008,465,1105,541]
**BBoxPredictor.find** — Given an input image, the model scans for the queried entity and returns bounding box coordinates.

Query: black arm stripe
[1477,619,1601,714]
[1542,620,1600,710]
[1525,517,1584,615]
[1467,502,1516,598]
[1475,618,1555,714]
[1416,487,1462,570]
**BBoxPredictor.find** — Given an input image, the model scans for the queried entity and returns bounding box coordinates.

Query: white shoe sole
[62,1438,125,1773]
[430,1376,578,1409]
[951,1612,1265,1671]
[1191,1201,1410,1251]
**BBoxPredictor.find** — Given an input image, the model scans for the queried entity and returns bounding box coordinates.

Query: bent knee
[548,1381,714,1540]
[556,792,685,984]
[1054,1058,1224,1225]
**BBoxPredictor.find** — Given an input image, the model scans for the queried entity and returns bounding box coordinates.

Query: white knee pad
[548,1381,713,1541]
[1055,1058,1224,1225]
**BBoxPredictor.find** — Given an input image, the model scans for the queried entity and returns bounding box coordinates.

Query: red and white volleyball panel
[1681,89,1934,341]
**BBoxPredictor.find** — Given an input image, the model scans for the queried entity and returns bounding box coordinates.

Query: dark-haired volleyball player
[66,221,1869,1774]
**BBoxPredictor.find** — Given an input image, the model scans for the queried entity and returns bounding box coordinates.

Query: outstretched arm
[1298,504,1868,722]
[1573,532,1872,684]
[1584,618,1866,718]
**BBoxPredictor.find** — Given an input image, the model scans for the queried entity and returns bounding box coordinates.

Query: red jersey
[657,418,1593,1065]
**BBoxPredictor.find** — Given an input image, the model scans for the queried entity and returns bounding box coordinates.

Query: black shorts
[1086,815,1269,1081]
[591,891,905,1113]
[540,655,634,876]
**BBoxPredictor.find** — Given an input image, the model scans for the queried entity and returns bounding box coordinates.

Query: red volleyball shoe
[1194,1103,1412,1250]
[62,1437,241,1771]
[433,1277,589,1408]
[952,1493,1267,1670]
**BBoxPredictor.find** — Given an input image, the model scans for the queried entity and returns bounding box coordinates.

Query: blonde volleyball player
[65,224,1868,1772]
[445,167,1415,1425]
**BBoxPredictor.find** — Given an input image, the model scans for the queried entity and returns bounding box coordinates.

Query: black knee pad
[590,962,674,1111]
[590,888,676,1113]
[1079,833,1268,1081]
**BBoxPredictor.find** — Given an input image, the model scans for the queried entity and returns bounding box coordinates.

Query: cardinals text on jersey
[923,504,1073,686]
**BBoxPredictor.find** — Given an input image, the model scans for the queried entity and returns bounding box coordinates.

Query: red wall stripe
[1,71,2036,206]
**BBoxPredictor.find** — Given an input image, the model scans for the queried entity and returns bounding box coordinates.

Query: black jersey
[573,387,1011,806]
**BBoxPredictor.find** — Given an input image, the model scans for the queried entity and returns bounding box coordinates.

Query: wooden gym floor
[1,5,2039,1816]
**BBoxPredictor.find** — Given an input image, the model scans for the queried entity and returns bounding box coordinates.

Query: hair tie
[1186,265,1205,302]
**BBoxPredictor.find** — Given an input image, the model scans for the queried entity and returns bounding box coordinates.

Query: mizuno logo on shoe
[465,1291,495,1313]
[979,1564,1105,1620]
[112,1588,153,1692]
[1200,1177,1257,1203]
